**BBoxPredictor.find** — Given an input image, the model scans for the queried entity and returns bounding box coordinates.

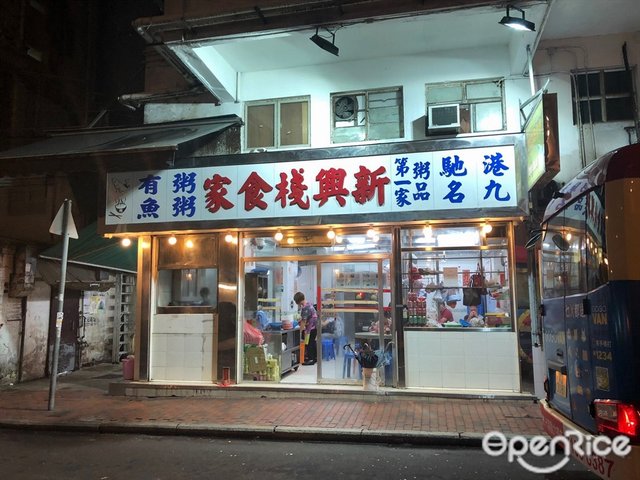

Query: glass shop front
[145,221,521,392]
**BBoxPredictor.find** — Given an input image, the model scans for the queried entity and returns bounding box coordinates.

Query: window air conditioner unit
[427,104,460,132]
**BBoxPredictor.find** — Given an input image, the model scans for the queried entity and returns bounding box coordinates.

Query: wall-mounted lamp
[423,224,433,238]
[224,233,235,243]
[310,27,339,56]
[274,230,284,242]
[366,226,376,238]
[482,222,493,234]
[286,236,295,245]
[121,238,132,247]
[168,235,177,245]
[185,239,194,249]
[327,228,336,240]
[499,5,535,32]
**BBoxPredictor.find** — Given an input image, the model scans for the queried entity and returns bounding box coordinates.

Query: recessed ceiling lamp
[499,5,536,32]
[310,27,339,56]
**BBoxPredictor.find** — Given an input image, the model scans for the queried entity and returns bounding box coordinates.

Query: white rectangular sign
[106,145,517,226]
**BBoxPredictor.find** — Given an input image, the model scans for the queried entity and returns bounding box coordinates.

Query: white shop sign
[105,145,516,226]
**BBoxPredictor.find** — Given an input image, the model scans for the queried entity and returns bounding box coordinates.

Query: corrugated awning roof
[0,115,242,161]
[40,222,137,273]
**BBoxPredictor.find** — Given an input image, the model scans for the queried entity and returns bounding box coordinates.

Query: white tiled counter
[404,330,520,392]
[150,313,217,382]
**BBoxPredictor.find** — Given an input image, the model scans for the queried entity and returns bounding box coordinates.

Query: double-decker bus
[538,143,640,479]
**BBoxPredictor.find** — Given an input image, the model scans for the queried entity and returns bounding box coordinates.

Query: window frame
[244,95,310,151]
[571,67,635,124]
[330,86,404,144]
[425,78,505,135]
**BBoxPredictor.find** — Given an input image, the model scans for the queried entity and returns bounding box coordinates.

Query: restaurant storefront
[106,133,528,393]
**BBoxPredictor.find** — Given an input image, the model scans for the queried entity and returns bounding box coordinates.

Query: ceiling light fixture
[482,222,493,234]
[274,230,284,242]
[327,228,336,240]
[168,235,177,245]
[499,5,536,32]
[121,238,132,247]
[310,27,339,56]
[224,233,234,243]
[366,226,376,238]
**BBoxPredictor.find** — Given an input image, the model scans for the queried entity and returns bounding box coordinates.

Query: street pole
[48,199,72,411]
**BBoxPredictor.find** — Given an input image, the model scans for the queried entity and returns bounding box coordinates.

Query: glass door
[317,259,391,384]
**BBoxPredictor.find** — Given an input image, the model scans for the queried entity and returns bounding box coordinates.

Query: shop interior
[240,223,515,386]
[241,229,393,386]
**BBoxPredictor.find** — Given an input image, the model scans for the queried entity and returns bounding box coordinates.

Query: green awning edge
[39,221,137,273]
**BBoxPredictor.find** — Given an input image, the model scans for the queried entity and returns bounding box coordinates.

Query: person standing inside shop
[294,291,317,365]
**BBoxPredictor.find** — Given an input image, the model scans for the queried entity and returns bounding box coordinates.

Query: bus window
[541,197,587,298]
[584,188,608,290]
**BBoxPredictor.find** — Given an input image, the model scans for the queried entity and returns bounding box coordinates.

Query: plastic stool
[342,351,361,379]
[337,336,348,354]
[322,338,336,361]
[342,350,355,377]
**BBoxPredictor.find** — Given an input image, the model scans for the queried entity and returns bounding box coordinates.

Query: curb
[0,420,543,446]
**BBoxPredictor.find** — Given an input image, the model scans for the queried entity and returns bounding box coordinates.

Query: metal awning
[40,222,137,273]
[0,115,241,160]
[0,115,242,176]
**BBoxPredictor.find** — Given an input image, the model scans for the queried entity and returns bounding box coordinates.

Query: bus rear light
[594,399,640,438]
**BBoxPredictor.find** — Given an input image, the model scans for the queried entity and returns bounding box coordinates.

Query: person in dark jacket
[294,291,317,365]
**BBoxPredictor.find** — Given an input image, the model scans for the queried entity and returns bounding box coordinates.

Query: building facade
[98,0,639,396]
[2,1,638,395]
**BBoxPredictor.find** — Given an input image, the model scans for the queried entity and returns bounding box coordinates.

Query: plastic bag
[463,288,482,306]
[243,321,264,345]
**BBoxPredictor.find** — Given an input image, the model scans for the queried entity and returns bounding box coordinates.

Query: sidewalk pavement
[0,363,545,446]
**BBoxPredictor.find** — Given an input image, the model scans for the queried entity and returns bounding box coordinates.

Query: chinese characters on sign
[106,146,517,225]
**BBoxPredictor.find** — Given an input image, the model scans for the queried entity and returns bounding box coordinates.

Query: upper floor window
[245,96,309,150]
[571,68,635,124]
[331,86,404,143]
[425,78,504,135]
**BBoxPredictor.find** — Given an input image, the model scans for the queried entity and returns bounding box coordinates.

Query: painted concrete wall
[0,246,21,385]
[145,32,638,191]
[533,32,640,185]
[80,289,116,366]
[145,44,532,147]
[21,280,51,381]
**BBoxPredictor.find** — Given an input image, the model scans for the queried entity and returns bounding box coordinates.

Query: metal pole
[48,199,72,411]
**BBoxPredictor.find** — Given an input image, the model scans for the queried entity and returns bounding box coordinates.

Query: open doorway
[240,234,393,386]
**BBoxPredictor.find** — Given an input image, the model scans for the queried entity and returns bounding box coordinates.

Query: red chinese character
[313,168,348,207]
[276,169,310,209]
[352,165,390,206]
[203,173,234,213]
[238,171,273,211]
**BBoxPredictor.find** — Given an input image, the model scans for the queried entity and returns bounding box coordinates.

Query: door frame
[314,254,393,385]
